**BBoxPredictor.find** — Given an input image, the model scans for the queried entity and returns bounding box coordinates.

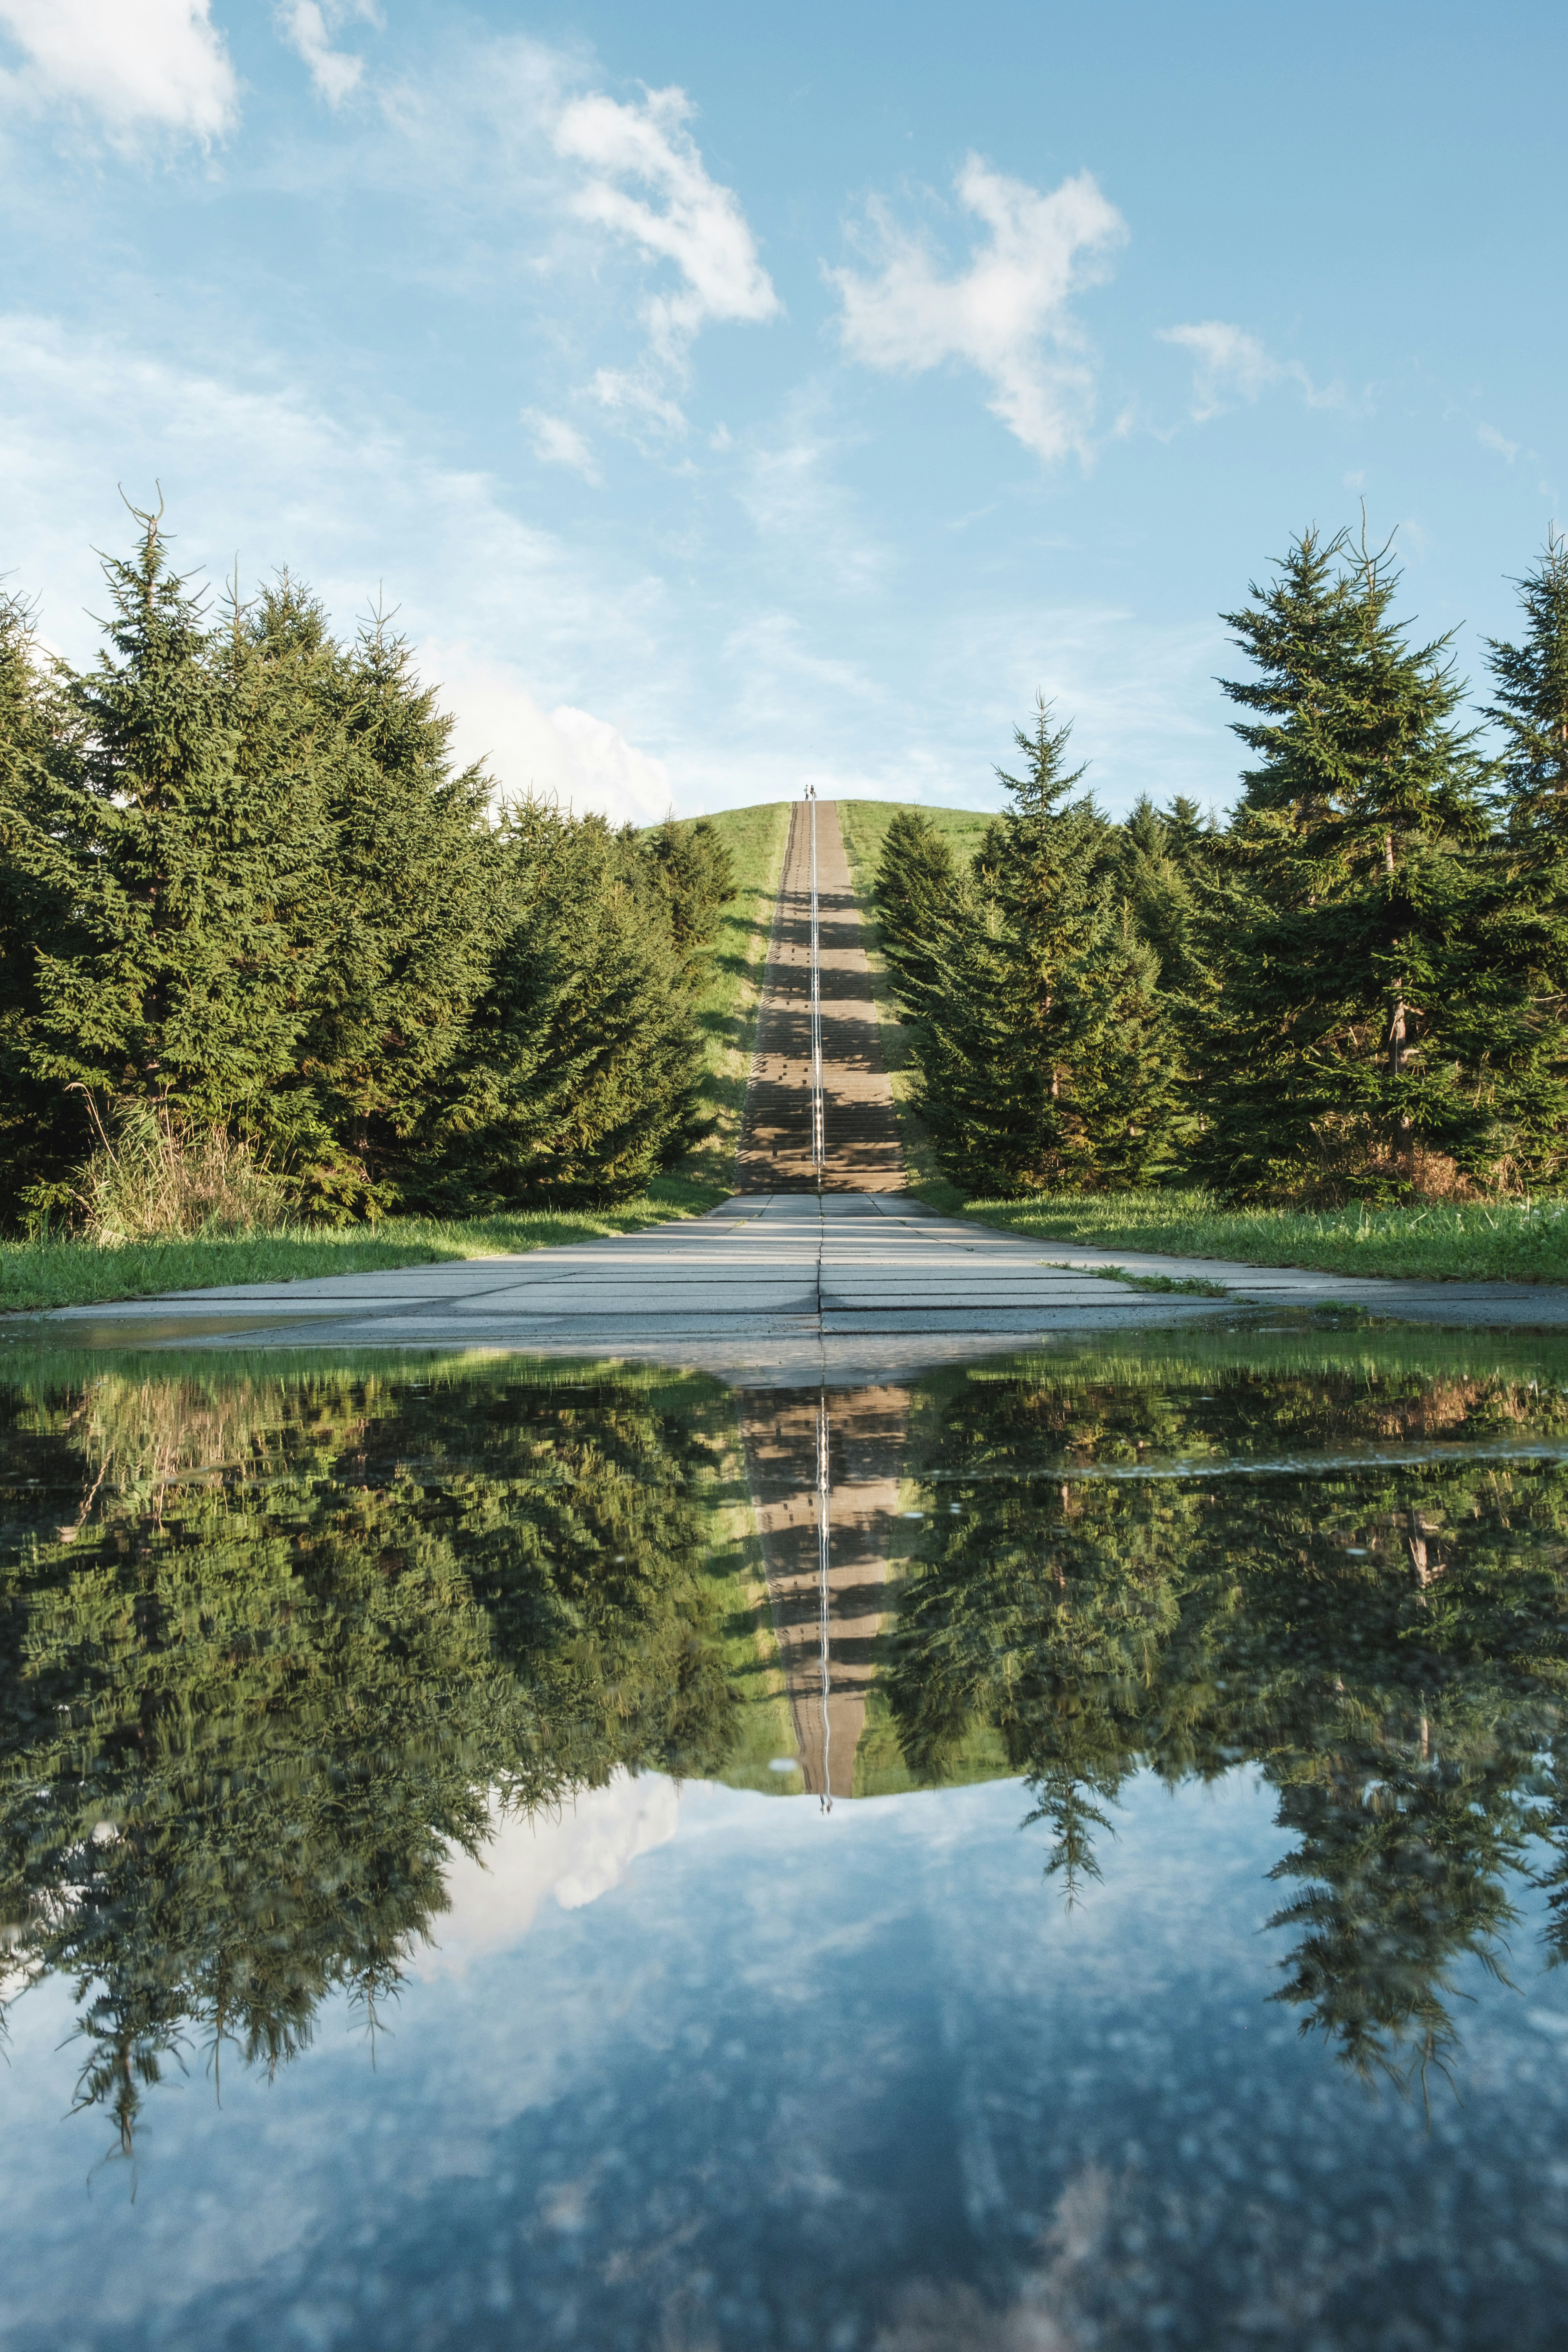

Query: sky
[1,0,1564,825]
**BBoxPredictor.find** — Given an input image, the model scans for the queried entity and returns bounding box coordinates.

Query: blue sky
[1,0,1564,823]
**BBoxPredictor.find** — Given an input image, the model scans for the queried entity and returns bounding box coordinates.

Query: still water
[5,1331,1568,2348]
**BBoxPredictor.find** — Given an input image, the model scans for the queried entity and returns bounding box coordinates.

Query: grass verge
[836,798,994,877]
[0,1174,727,1316]
[660,801,792,1187]
[962,1189,1568,1286]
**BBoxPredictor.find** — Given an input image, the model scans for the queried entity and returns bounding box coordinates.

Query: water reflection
[5,1330,1568,2154]
[0,1357,747,2149]
[888,1346,1568,2087]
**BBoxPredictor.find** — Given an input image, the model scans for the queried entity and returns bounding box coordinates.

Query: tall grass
[0,1175,727,1315]
[659,800,791,1186]
[67,1100,290,1244]
[959,1189,1568,1285]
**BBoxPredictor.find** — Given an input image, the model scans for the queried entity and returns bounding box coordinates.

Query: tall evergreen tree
[13,511,333,1141]
[1198,528,1522,1198]
[0,590,94,1225]
[412,802,705,1207]
[1486,533,1568,840]
[910,701,1183,1193]
[639,816,736,985]
[871,808,960,1001]
[296,597,501,1210]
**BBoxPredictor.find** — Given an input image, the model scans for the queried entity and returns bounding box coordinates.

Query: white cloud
[1158,320,1339,422]
[0,0,236,142]
[589,365,688,441]
[1478,421,1520,463]
[733,395,886,593]
[829,158,1127,463]
[430,646,673,826]
[0,311,678,826]
[522,406,601,481]
[274,0,379,107]
[553,84,780,365]
[414,1773,681,1978]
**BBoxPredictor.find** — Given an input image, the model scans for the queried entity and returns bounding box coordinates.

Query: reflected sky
[6,1332,1568,2348]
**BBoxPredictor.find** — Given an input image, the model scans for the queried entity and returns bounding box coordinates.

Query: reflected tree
[0,1359,742,2150]
[887,1352,1568,2082]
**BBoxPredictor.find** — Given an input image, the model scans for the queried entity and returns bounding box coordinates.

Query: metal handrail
[809,797,824,1182]
[815,1386,832,1812]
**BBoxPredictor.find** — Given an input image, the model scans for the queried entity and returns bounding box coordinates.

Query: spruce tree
[911,701,1183,1194]
[871,808,960,1001]
[1473,535,1568,1183]
[1200,528,1512,1198]
[1486,533,1568,840]
[14,510,334,1140]
[0,590,94,1224]
[638,817,736,984]
[413,802,704,1207]
[298,600,501,1209]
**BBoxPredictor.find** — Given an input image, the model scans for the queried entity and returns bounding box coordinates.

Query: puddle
[5,1328,1568,2346]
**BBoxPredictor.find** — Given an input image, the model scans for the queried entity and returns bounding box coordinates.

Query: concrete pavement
[23,1190,1568,1372]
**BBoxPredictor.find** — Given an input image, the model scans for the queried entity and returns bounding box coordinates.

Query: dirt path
[736,801,905,1192]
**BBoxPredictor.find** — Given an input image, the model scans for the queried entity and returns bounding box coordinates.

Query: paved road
[736,800,904,1191]
[29,1193,1568,1370]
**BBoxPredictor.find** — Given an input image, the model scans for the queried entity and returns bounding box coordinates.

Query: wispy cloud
[1477,421,1520,463]
[274,0,380,107]
[1158,320,1339,421]
[829,158,1127,463]
[0,310,680,824]
[553,82,779,403]
[370,56,780,438]
[0,0,237,144]
[733,394,886,594]
[522,408,601,481]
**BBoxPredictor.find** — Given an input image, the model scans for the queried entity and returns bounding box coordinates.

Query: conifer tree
[0,590,94,1224]
[297,599,501,1209]
[871,808,960,1000]
[1199,528,1516,1198]
[13,510,334,1142]
[1486,533,1568,840]
[639,817,736,984]
[414,802,704,1207]
[911,700,1183,1193]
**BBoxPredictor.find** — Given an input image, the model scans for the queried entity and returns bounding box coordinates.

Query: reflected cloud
[418,1773,681,1977]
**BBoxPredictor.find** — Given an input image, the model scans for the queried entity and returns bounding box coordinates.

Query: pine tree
[0,590,94,1225]
[1199,528,1511,1199]
[1472,536,1568,1183]
[16,513,331,1112]
[911,701,1183,1193]
[639,817,736,984]
[871,808,960,1001]
[1486,533,1568,840]
[412,802,704,1207]
[296,598,501,1210]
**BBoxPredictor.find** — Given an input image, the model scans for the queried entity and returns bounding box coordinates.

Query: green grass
[836,798,995,880]
[1067,1262,1232,1297]
[657,801,792,1187]
[0,1174,727,1316]
[961,1189,1568,1286]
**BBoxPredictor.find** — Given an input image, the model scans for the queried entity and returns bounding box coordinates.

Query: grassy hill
[836,798,993,891]
[654,801,792,1187]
